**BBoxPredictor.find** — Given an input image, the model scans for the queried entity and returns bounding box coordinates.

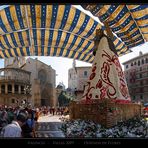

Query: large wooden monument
[69,25,142,128]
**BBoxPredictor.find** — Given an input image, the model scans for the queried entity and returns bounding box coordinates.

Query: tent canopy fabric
[0,5,147,63]
[81,5,148,50]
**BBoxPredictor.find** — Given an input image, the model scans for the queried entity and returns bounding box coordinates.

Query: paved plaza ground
[35,115,65,138]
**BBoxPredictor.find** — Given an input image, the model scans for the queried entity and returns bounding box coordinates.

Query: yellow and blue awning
[81,5,148,50]
[0,5,147,63]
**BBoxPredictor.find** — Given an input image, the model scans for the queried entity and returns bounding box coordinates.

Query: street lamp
[24,85,31,107]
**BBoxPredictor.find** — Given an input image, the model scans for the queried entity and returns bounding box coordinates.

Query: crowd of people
[39,106,69,116]
[0,105,40,138]
[0,105,69,138]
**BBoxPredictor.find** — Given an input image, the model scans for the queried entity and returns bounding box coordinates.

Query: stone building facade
[4,57,57,107]
[123,52,148,104]
[68,60,91,99]
[22,57,57,107]
[0,68,31,107]
[0,57,31,107]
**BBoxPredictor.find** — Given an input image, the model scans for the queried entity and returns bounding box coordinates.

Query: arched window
[140,95,143,99]
[1,85,5,94]
[142,59,144,64]
[84,71,87,77]
[138,60,140,66]
[11,99,15,103]
[21,86,24,94]
[15,85,19,93]
[8,84,12,93]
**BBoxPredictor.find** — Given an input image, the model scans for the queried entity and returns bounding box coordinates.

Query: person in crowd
[64,106,69,116]
[49,107,52,114]
[0,110,8,129]
[22,111,36,138]
[0,112,27,137]
[7,107,15,124]
[61,107,64,116]
[34,108,40,122]
[43,107,46,116]
[34,108,40,130]
[52,106,55,116]
[56,107,60,115]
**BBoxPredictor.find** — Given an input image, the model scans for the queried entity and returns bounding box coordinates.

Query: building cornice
[122,52,148,65]
[0,67,31,74]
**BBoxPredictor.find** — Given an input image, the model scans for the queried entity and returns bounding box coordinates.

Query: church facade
[1,57,57,107]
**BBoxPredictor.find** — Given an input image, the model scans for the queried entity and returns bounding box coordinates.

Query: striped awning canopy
[0,5,147,63]
[81,5,148,51]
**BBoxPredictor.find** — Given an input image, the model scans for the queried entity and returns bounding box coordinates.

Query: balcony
[0,76,30,84]
[0,68,31,84]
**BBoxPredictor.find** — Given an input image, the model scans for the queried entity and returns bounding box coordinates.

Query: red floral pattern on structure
[102,50,130,100]
[101,62,111,84]
[100,86,107,99]
[81,82,95,103]
[81,41,130,103]
[103,52,124,78]
[89,64,97,80]
[89,72,96,80]
[81,63,98,104]
[99,61,117,100]
[92,66,96,72]
[96,79,102,89]
[119,78,129,98]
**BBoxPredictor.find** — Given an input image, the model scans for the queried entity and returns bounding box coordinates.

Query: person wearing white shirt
[1,113,27,137]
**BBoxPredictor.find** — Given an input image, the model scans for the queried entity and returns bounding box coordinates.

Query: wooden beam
[93,29,103,56]
[104,22,114,40]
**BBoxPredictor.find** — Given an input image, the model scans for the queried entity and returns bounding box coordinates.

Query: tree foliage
[58,91,71,107]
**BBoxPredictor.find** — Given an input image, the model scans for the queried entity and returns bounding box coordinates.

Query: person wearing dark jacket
[21,111,36,138]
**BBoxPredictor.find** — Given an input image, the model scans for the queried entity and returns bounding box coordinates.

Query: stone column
[0,84,1,94]
[12,83,15,94]
[5,83,8,94]
[19,85,21,94]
